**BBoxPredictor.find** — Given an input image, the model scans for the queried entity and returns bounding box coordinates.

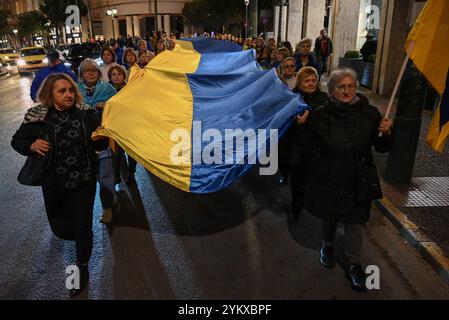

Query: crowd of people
[10,28,394,296]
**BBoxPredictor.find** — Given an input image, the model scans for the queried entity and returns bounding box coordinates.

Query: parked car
[0,48,20,65]
[64,42,102,73]
[17,47,48,75]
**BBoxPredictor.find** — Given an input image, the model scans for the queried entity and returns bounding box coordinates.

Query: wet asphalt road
[1,73,449,300]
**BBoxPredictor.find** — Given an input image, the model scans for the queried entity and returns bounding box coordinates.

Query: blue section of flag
[187,50,309,193]
[182,37,242,53]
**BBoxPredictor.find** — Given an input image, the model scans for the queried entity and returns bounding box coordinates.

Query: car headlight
[17,59,26,66]
[43,58,49,64]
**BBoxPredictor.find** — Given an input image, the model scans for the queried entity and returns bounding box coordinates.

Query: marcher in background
[279,57,297,90]
[30,50,77,102]
[243,38,254,50]
[99,47,118,82]
[297,68,394,291]
[289,66,328,219]
[277,57,299,185]
[314,29,333,75]
[78,59,117,225]
[108,65,127,92]
[294,38,320,74]
[360,33,378,63]
[155,39,166,55]
[111,40,125,67]
[138,50,155,68]
[256,38,270,69]
[271,47,292,74]
[281,41,294,57]
[123,47,138,71]
[11,73,108,297]
[107,65,137,185]
[168,38,176,51]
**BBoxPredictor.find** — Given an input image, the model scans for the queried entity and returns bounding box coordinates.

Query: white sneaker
[99,208,113,224]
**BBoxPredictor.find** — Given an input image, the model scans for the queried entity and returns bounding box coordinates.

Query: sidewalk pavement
[360,86,449,285]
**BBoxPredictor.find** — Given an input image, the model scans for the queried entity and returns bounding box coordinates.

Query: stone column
[375,0,413,95]
[113,18,119,39]
[328,0,361,71]
[102,15,113,41]
[305,0,326,40]
[164,15,171,35]
[126,16,134,37]
[81,16,90,42]
[287,0,303,48]
[157,15,163,31]
[133,16,141,37]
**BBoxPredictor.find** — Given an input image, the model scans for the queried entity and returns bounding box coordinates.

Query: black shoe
[69,264,89,297]
[319,246,336,268]
[345,264,367,292]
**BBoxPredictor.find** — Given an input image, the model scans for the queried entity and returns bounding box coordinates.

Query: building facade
[88,0,192,41]
[273,0,427,96]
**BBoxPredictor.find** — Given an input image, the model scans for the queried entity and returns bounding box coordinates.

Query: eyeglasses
[336,84,357,92]
[284,65,295,68]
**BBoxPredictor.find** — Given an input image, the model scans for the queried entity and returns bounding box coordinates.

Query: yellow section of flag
[406,0,449,152]
[93,43,201,191]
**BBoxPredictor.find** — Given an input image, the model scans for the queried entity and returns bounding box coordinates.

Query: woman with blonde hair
[287,66,328,218]
[11,73,108,297]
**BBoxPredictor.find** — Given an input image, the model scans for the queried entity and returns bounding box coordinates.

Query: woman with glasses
[296,68,394,291]
[78,59,117,225]
[280,57,297,90]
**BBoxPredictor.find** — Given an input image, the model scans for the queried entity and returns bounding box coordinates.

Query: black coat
[282,88,329,167]
[304,94,393,224]
[11,104,107,178]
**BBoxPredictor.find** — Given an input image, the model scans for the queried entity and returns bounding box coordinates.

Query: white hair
[327,68,358,93]
[78,58,102,81]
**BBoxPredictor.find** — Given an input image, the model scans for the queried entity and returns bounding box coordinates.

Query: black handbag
[355,152,383,203]
[17,147,54,187]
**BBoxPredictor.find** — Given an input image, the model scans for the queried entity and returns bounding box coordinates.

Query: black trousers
[42,182,96,264]
[321,220,363,265]
[290,153,312,214]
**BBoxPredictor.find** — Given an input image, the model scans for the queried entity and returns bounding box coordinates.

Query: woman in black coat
[11,73,107,297]
[296,68,394,291]
[289,66,328,219]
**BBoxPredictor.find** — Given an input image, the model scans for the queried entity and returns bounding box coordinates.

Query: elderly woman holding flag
[78,59,117,224]
[297,68,394,291]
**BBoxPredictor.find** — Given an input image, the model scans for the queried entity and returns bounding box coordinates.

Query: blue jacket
[30,63,78,102]
[115,47,125,66]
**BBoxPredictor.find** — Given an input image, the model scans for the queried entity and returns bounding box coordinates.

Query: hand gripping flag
[93,38,309,193]
[406,0,449,152]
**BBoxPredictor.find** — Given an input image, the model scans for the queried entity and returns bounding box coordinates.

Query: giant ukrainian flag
[94,38,308,193]
[406,0,449,152]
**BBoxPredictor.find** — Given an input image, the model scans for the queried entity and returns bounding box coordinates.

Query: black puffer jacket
[304,94,393,224]
[11,104,107,178]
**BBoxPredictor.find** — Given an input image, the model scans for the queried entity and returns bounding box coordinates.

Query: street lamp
[106,8,118,40]
[244,0,249,40]
[13,29,18,49]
